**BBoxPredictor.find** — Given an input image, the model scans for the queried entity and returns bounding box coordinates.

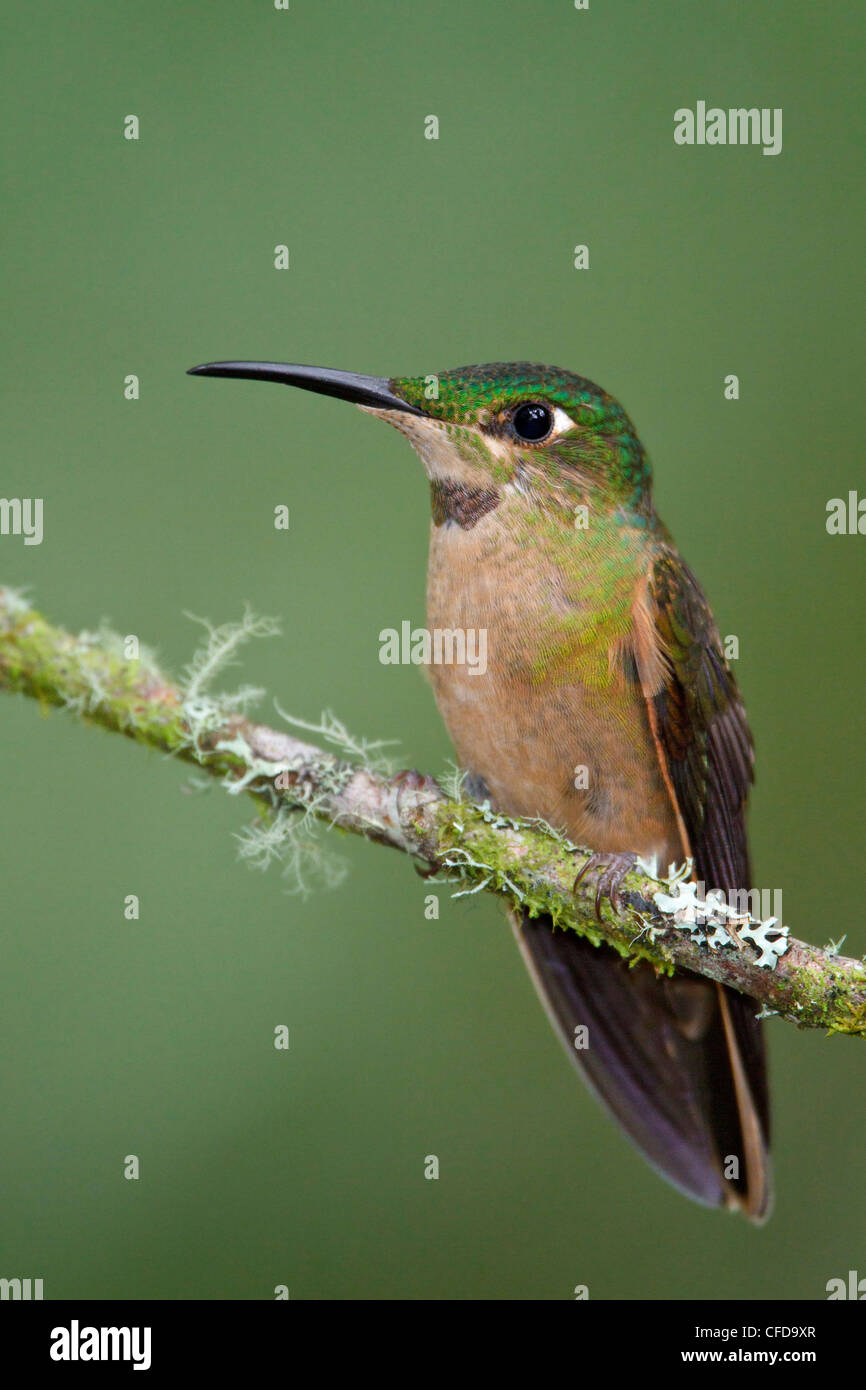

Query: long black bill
[187,361,424,415]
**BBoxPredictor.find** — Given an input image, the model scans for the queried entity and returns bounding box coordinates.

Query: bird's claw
[572,851,637,920]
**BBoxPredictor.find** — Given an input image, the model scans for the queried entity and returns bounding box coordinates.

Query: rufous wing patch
[629,570,692,863]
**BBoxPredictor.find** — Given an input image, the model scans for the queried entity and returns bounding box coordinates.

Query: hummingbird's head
[187,359,652,515]
[384,363,652,512]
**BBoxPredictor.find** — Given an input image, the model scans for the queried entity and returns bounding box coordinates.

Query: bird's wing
[511,542,771,1220]
[638,543,770,1215]
[638,545,755,897]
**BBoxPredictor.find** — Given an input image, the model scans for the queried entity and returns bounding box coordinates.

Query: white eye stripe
[552,405,577,435]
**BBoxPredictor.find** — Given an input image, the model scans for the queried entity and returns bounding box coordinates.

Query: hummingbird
[189,358,771,1220]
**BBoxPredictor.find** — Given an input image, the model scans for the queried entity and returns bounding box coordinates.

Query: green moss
[432,798,673,973]
[788,958,866,1038]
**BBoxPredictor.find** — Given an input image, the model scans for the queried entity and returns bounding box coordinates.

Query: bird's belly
[430,664,680,867]
[426,537,682,869]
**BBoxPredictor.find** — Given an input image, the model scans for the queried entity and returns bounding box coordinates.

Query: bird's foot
[572,851,637,920]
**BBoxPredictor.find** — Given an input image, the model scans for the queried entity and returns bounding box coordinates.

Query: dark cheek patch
[430,478,501,530]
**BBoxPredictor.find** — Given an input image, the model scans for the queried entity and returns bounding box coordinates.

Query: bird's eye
[511,402,553,442]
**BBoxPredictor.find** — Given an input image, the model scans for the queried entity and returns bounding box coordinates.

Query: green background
[2,0,863,1300]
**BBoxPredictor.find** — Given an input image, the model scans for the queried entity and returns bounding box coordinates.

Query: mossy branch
[1,585,864,1039]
